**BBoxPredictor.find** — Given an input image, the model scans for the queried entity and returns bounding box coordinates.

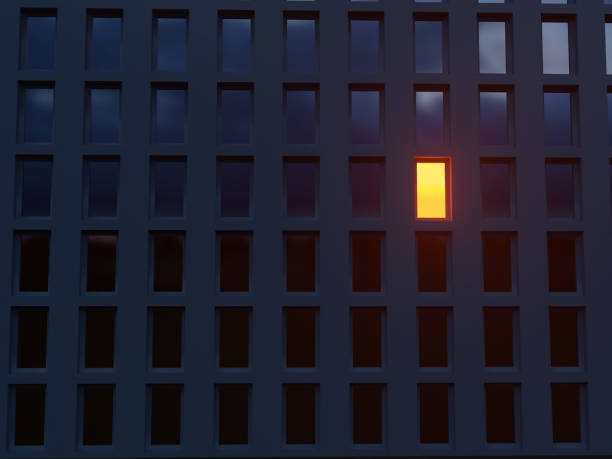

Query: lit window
[416,160,449,219]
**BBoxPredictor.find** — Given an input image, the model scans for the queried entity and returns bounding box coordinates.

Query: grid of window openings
[3,0,612,456]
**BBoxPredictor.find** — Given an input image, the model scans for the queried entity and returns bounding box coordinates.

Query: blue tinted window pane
[542,22,569,74]
[351,161,382,218]
[608,94,612,146]
[415,21,443,73]
[24,88,54,143]
[156,18,186,71]
[21,160,52,217]
[219,161,251,217]
[416,91,444,146]
[546,162,575,218]
[90,89,120,143]
[480,92,508,145]
[88,161,119,217]
[155,89,185,143]
[286,19,316,72]
[154,161,185,217]
[480,161,511,218]
[25,16,55,69]
[222,18,251,72]
[91,17,121,71]
[607,24,612,75]
[544,92,571,145]
[478,0,504,3]
[285,160,317,218]
[221,89,251,144]
[351,20,380,73]
[286,90,316,144]
[479,22,506,74]
[351,91,380,144]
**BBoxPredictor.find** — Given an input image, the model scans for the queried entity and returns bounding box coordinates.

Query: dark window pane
[86,234,117,292]
[218,160,251,217]
[351,90,380,144]
[415,20,443,73]
[153,160,185,218]
[286,19,316,72]
[350,19,380,73]
[286,233,316,292]
[484,308,514,367]
[21,159,52,217]
[482,232,513,292]
[418,308,447,367]
[546,161,575,218]
[351,160,382,218]
[608,94,612,146]
[150,385,182,445]
[419,384,449,443]
[542,22,569,74]
[352,385,383,444]
[88,160,119,218]
[221,88,251,144]
[544,92,572,145]
[14,385,46,446]
[479,21,506,74]
[351,233,382,292]
[285,160,317,218]
[83,386,114,446]
[218,385,249,445]
[286,89,316,144]
[219,233,250,292]
[24,87,54,143]
[90,16,121,71]
[85,309,115,368]
[286,385,316,444]
[352,309,382,367]
[152,309,183,368]
[549,308,579,367]
[480,160,512,218]
[221,18,251,72]
[156,17,186,71]
[417,233,447,292]
[547,233,577,292]
[89,88,120,143]
[485,384,515,443]
[153,234,184,292]
[286,309,316,367]
[219,309,249,368]
[416,91,444,146]
[24,16,55,70]
[17,309,47,368]
[154,88,185,143]
[19,233,50,292]
[480,92,508,145]
[551,384,581,443]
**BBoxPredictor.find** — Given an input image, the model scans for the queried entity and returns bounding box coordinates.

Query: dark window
[285,158,317,218]
[14,385,46,446]
[418,308,448,367]
[482,232,513,292]
[218,158,252,218]
[218,308,250,368]
[479,20,507,74]
[485,384,516,443]
[285,16,317,72]
[351,232,383,292]
[549,307,581,367]
[286,232,316,292]
[153,86,186,143]
[152,158,185,218]
[82,385,114,446]
[419,384,449,443]
[285,87,317,144]
[19,157,52,217]
[86,158,119,218]
[87,86,120,144]
[417,232,448,292]
[154,14,187,71]
[546,160,578,218]
[480,159,514,218]
[414,18,444,73]
[350,16,381,73]
[22,12,55,70]
[86,233,117,292]
[219,232,250,292]
[542,20,570,74]
[16,309,47,369]
[285,308,316,368]
[551,384,582,443]
[285,385,316,445]
[352,308,383,367]
[220,86,252,144]
[483,307,515,367]
[22,85,54,143]
[608,23,612,75]
[84,308,115,369]
[220,15,252,72]
[350,88,381,144]
[352,384,383,444]
[218,385,249,445]
[544,91,573,146]
[150,385,182,445]
[18,232,50,292]
[151,308,183,368]
[350,159,383,218]
[152,233,184,292]
[416,89,445,146]
[608,92,612,146]
[547,232,578,293]
[480,91,509,145]
[88,13,122,71]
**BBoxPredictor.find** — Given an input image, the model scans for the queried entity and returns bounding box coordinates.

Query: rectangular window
[480,158,515,218]
[544,89,576,146]
[151,157,185,218]
[350,158,384,218]
[151,232,184,292]
[13,385,46,446]
[217,157,252,218]
[286,232,317,292]
[81,385,114,446]
[352,307,384,368]
[85,157,119,218]
[418,307,450,368]
[84,233,117,293]
[419,384,450,444]
[285,85,318,144]
[285,384,317,445]
[149,385,182,445]
[285,13,318,72]
[150,308,183,368]
[549,307,583,367]
[17,156,52,217]
[478,17,509,74]
[482,232,515,293]
[414,15,446,73]
[218,385,250,445]
[219,84,252,144]
[480,89,511,145]
[13,308,48,369]
[607,21,612,75]
[485,384,518,444]
[284,157,318,218]
[217,307,250,368]
[17,232,50,293]
[417,232,449,293]
[153,12,187,71]
[219,12,252,72]
[82,308,115,369]
[21,10,56,70]
[285,307,317,368]
[542,18,572,74]
[483,307,517,367]
[350,86,382,144]
[551,383,583,443]
[86,85,120,144]
[415,88,447,147]
[546,159,579,219]
[87,10,122,71]
[608,91,612,146]
[20,83,54,143]
[218,232,251,292]
[547,232,581,293]
[350,14,382,73]
[351,232,383,292]
[352,384,384,444]
[152,84,186,143]
[416,159,450,220]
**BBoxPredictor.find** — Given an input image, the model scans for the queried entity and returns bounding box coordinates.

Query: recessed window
[419,384,450,444]
[479,18,508,74]
[551,383,583,443]
[546,159,579,219]
[285,14,317,72]
[217,385,250,445]
[479,0,505,3]
[608,91,612,146]
[21,10,56,70]
[544,89,576,146]
[284,158,318,218]
[350,158,384,218]
[218,308,250,368]
[151,232,184,292]
[607,21,612,74]
[13,385,46,446]
[82,308,116,369]
[86,85,120,144]
[480,89,511,145]
[87,11,122,71]
[151,158,185,218]
[351,232,383,292]
[416,159,450,220]
[81,385,114,446]
[84,232,117,293]
[218,158,252,218]
[20,84,54,143]
[549,307,583,367]
[350,15,382,73]
[352,384,384,444]
[285,385,317,445]
[220,13,252,72]
[152,84,186,144]
[219,84,252,144]
[285,85,318,144]
[150,308,183,368]
[414,16,446,73]
[480,158,515,218]
[482,232,515,293]
[153,12,187,71]
[13,308,48,369]
[85,157,119,218]
[543,0,568,3]
[17,232,50,293]
[286,232,317,292]
[149,385,182,445]
[218,232,251,292]
[350,86,382,144]
[285,307,317,368]
[542,18,572,74]
[17,156,52,217]
[547,232,581,293]
[415,88,446,146]
[483,307,517,368]
[352,307,383,368]
[418,307,450,368]
[485,384,518,444]
[416,232,449,293]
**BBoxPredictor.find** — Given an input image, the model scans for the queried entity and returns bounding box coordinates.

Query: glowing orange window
[416,159,450,219]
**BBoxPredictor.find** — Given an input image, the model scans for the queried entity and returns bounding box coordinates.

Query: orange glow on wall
[417,162,447,219]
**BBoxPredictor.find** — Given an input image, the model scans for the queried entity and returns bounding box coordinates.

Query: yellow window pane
[417,162,446,219]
